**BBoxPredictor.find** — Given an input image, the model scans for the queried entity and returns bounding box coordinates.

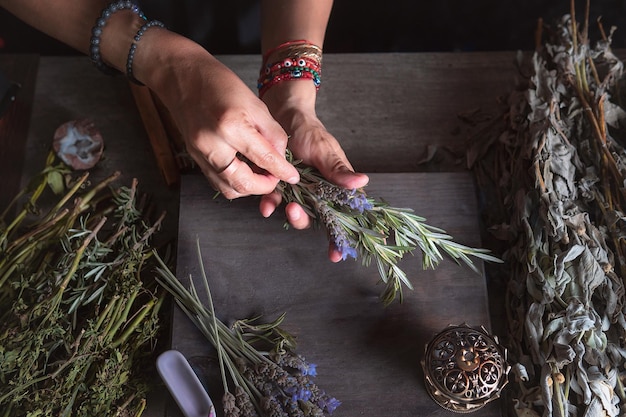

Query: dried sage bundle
[469,4,626,417]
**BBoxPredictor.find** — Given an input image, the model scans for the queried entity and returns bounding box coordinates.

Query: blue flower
[318,396,342,414]
[284,386,312,402]
[319,203,359,260]
[337,241,358,260]
[314,183,373,213]
[303,363,317,377]
[332,228,358,260]
[347,191,374,213]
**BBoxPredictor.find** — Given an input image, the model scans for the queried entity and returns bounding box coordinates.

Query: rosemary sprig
[278,151,501,305]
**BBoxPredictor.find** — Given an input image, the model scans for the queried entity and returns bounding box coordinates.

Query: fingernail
[289,209,300,221]
[261,207,273,218]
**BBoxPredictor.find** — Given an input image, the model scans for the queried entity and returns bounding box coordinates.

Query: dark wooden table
[0,51,521,416]
[0,54,38,211]
[174,171,499,417]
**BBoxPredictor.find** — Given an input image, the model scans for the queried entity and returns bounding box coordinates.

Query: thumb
[319,160,369,190]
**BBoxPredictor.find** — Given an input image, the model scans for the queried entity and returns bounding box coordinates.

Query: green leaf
[46,171,65,195]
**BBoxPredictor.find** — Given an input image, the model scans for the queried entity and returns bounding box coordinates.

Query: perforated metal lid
[422,324,510,413]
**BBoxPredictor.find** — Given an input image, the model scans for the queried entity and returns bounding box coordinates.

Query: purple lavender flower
[303,363,317,377]
[285,386,312,402]
[318,396,342,414]
[318,204,358,260]
[336,239,358,260]
[330,221,358,260]
[315,183,373,213]
[347,190,374,213]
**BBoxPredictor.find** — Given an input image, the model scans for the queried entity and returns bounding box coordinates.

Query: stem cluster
[0,152,164,416]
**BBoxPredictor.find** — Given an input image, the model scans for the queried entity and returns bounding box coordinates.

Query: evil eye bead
[292,69,303,78]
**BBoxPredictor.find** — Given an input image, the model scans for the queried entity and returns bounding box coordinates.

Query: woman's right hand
[135,30,300,199]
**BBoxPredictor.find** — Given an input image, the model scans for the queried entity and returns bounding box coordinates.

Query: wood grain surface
[0,54,38,212]
[2,51,536,417]
[172,172,501,417]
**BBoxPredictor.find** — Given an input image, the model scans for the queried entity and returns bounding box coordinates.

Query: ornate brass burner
[422,324,509,413]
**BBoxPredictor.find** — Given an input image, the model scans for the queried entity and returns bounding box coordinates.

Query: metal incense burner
[422,324,510,413]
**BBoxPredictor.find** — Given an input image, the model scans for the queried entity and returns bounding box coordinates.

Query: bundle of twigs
[468,2,626,416]
[0,152,164,416]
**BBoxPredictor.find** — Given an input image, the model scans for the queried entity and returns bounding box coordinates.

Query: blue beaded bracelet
[90,0,146,75]
[126,20,166,85]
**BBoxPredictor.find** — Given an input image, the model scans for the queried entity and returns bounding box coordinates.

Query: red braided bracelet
[258,41,323,98]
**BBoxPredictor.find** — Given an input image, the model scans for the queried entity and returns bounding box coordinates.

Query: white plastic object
[156,350,216,417]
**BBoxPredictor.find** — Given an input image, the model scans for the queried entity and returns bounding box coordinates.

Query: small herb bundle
[154,241,340,417]
[0,152,164,416]
[277,151,501,305]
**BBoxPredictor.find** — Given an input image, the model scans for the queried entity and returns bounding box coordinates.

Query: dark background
[0,1,625,55]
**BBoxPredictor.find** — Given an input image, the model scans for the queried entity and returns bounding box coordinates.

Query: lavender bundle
[278,151,501,305]
[154,242,340,417]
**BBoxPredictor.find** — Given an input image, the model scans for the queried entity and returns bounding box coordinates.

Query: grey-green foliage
[0,152,164,417]
[469,8,626,417]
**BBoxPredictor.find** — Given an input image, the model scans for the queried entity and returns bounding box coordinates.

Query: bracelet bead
[258,41,323,98]
[90,1,146,76]
[126,20,166,85]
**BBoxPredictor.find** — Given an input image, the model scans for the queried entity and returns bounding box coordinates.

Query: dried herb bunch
[277,150,501,305]
[154,242,340,417]
[0,152,164,416]
[468,2,626,416]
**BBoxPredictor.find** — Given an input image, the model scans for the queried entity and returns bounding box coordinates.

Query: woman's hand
[259,81,369,262]
[136,32,300,200]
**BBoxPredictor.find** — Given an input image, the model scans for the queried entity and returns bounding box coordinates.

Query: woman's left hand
[258,81,369,261]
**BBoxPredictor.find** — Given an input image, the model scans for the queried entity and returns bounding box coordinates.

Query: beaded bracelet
[90,0,146,75]
[258,41,323,98]
[126,20,166,85]
[261,56,321,77]
[258,67,321,97]
[258,57,321,91]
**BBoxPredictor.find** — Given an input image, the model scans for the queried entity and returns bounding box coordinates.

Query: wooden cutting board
[171,172,501,417]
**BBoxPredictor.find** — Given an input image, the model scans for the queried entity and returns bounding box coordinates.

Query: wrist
[94,8,146,73]
[262,81,318,130]
[129,30,207,99]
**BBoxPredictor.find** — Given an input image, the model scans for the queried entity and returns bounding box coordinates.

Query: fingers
[260,194,339,262]
[233,127,299,185]
[284,202,311,229]
[311,143,369,190]
[188,119,299,200]
[259,191,282,218]
[320,158,370,191]
[283,117,369,191]
[196,155,275,199]
[260,194,312,229]
[328,243,343,263]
